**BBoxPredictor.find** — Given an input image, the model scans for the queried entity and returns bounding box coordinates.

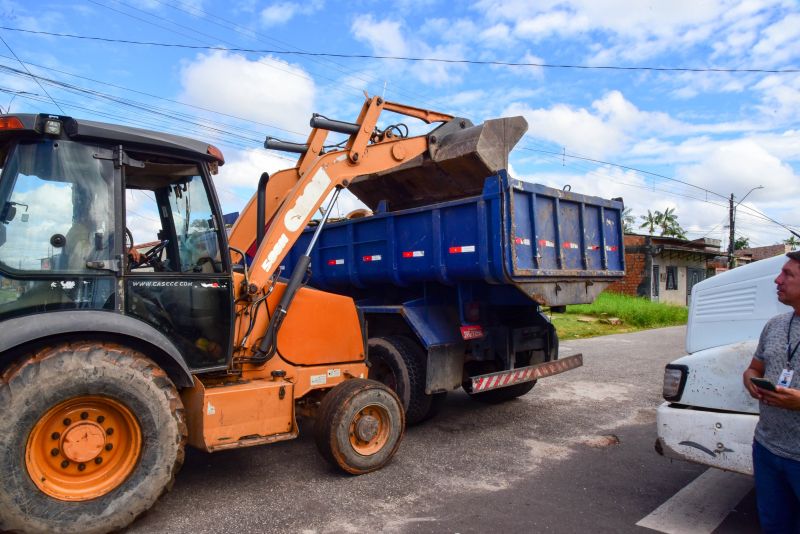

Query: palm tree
[785,235,800,249]
[657,207,677,236]
[639,210,659,235]
[622,207,636,234]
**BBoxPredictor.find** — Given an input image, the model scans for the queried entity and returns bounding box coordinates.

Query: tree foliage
[785,235,800,249]
[734,236,750,250]
[639,208,687,239]
[622,207,635,234]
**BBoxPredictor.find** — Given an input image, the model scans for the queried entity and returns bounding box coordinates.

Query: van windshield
[0,140,115,272]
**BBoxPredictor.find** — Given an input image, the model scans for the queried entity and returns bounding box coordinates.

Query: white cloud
[178,51,315,134]
[350,15,467,86]
[675,140,800,203]
[260,0,323,27]
[751,13,800,66]
[505,90,681,158]
[473,0,797,69]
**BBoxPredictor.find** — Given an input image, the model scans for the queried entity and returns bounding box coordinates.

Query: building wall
[607,235,649,298]
[607,235,715,305]
[651,256,704,306]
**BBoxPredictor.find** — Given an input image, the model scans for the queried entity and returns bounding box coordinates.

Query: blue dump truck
[282,160,625,423]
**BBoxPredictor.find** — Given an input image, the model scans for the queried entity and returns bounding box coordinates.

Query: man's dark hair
[787,250,800,262]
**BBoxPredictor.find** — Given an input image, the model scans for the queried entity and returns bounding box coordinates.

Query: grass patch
[548,292,688,339]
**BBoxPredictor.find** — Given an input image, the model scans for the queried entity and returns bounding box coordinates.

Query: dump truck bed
[282,172,625,306]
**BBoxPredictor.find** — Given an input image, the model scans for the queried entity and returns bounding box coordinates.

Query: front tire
[0,342,186,534]
[314,378,405,475]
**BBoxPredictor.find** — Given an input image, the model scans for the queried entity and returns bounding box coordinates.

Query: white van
[655,254,790,475]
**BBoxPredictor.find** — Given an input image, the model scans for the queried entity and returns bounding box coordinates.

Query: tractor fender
[0,310,194,388]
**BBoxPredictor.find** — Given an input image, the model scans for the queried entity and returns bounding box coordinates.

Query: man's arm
[743,357,766,400]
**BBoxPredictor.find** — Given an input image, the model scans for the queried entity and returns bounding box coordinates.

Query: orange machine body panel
[181,378,297,452]
[276,285,365,366]
[233,282,364,366]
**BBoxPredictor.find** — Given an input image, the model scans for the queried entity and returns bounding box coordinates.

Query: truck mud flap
[469,353,582,393]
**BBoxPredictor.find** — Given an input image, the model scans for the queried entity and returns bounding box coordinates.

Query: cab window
[0,140,114,273]
[125,163,223,274]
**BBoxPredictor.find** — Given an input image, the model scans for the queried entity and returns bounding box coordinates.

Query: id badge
[778,369,795,388]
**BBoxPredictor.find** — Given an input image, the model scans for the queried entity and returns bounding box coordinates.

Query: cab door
[124,164,232,372]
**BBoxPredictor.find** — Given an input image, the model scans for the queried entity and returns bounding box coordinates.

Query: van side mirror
[0,202,16,223]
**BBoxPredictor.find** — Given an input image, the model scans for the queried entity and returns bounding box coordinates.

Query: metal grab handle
[264,137,308,154]
[309,114,360,135]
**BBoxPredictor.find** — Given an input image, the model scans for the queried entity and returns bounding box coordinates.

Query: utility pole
[728,193,735,270]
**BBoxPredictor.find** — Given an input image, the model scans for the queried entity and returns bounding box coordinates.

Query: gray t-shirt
[753,311,800,461]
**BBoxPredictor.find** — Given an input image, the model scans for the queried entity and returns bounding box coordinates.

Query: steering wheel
[138,240,169,270]
[126,227,169,271]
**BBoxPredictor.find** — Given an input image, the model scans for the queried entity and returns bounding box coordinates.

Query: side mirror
[0,202,16,223]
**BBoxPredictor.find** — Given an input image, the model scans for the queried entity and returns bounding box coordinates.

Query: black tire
[368,335,437,425]
[0,341,186,534]
[314,378,404,475]
[466,327,559,404]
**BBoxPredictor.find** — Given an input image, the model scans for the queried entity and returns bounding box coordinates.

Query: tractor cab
[0,114,233,371]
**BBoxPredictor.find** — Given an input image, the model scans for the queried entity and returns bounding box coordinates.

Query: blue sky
[1,0,799,249]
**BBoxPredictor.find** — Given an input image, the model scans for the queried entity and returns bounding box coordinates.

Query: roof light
[207,144,225,164]
[43,119,62,135]
[0,116,24,130]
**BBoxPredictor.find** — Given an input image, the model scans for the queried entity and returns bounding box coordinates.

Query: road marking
[636,468,753,534]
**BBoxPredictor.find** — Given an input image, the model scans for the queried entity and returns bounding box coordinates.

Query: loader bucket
[349,116,529,211]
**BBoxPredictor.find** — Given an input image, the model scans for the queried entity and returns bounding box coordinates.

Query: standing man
[743,250,800,533]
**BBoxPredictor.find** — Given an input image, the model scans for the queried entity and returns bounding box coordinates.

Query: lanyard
[788,315,800,364]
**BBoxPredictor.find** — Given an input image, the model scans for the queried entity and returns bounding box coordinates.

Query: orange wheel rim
[26,396,142,501]
[348,403,390,456]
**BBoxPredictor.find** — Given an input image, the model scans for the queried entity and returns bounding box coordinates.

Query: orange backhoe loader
[0,97,508,533]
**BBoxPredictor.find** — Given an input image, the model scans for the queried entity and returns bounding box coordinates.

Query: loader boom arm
[227,95,454,261]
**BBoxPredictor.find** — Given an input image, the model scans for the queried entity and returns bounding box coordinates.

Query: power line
[0,32,64,113]
[4,26,799,74]
[520,146,728,200]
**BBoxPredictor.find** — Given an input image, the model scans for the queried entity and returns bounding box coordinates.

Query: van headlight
[662,364,688,402]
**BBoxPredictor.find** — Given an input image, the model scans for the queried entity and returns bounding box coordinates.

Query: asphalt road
[127,326,760,533]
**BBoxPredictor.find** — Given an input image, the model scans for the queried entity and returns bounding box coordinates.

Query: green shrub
[564,292,687,328]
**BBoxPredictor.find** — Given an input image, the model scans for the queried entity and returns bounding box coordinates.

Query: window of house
[652,265,660,296]
[666,266,678,290]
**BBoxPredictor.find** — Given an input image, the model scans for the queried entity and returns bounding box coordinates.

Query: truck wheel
[368,336,437,425]
[314,378,404,475]
[0,342,186,534]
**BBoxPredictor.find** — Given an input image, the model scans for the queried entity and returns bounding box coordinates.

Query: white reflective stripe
[487,375,499,389]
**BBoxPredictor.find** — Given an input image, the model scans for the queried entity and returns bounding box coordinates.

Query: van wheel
[0,342,186,534]
[368,336,438,425]
[314,379,404,475]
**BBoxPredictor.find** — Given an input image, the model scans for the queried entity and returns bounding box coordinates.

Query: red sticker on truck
[449,245,476,254]
[362,255,382,262]
[327,259,344,266]
[402,250,425,258]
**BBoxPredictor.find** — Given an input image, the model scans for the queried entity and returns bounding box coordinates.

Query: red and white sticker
[402,250,425,258]
[362,255,382,262]
[563,241,579,249]
[327,259,344,266]
[605,245,618,252]
[460,325,485,340]
[514,237,531,246]
[449,245,476,254]
[538,239,555,248]
[587,245,600,251]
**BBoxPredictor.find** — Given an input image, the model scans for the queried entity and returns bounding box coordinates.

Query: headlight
[662,364,688,402]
